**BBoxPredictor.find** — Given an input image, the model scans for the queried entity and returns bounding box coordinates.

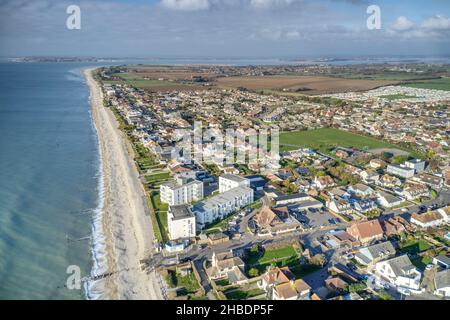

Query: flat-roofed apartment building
[168,205,196,240]
[193,186,254,229]
[160,176,204,206]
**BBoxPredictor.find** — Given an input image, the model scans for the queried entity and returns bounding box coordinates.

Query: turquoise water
[0,63,100,299]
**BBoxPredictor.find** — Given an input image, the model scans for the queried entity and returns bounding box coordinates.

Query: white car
[425,264,434,271]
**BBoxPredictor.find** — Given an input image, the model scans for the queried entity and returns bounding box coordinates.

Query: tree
[310,253,326,267]
[248,268,260,278]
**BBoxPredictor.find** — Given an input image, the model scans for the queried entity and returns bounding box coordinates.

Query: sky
[0,0,449,58]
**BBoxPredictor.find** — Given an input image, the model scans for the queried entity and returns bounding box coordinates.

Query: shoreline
[83,68,163,300]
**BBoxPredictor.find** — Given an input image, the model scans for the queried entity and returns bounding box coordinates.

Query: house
[327,231,360,248]
[354,241,396,266]
[369,159,387,169]
[325,277,349,293]
[272,279,311,300]
[352,199,378,214]
[374,255,422,291]
[246,175,267,191]
[434,269,450,297]
[360,170,380,184]
[258,267,295,292]
[410,210,446,228]
[402,182,429,200]
[207,232,230,245]
[219,174,250,193]
[253,206,300,235]
[382,216,408,236]
[314,175,336,190]
[347,183,375,198]
[377,191,404,208]
[432,255,450,269]
[387,164,415,179]
[160,177,204,206]
[167,205,196,240]
[411,173,443,189]
[347,219,384,244]
[377,174,401,188]
[327,198,353,215]
[207,250,248,285]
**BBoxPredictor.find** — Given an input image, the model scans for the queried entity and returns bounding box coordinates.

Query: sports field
[280,128,404,153]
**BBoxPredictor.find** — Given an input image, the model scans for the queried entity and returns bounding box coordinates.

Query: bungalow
[325,277,349,293]
[410,211,446,228]
[377,191,404,208]
[374,255,422,291]
[347,219,384,244]
[382,216,408,236]
[369,159,387,169]
[274,192,311,206]
[434,269,450,298]
[253,206,300,236]
[354,241,396,266]
[328,231,360,248]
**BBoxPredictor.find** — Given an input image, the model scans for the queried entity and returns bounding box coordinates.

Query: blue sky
[0,0,449,58]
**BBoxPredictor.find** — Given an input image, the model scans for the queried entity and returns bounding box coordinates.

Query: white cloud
[391,16,414,32]
[160,0,210,11]
[421,15,450,31]
[250,0,299,9]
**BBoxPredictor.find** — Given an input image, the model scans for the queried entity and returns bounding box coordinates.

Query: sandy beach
[84,68,163,300]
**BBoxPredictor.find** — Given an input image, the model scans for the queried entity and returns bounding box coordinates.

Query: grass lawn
[223,288,265,300]
[279,128,406,154]
[400,239,433,255]
[167,272,200,295]
[258,245,299,265]
[402,78,450,91]
[411,256,433,270]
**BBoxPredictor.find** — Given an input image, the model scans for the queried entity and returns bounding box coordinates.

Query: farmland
[215,75,397,95]
[280,128,405,154]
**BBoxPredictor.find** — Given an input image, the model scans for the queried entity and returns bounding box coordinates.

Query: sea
[0,56,449,300]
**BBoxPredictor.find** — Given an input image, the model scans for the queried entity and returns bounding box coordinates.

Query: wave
[66,68,85,83]
[84,88,109,300]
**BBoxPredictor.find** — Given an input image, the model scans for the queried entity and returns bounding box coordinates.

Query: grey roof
[275,192,309,202]
[220,174,247,183]
[358,241,395,262]
[170,205,194,220]
[435,269,450,290]
[434,255,450,266]
[386,255,416,277]
[193,186,253,213]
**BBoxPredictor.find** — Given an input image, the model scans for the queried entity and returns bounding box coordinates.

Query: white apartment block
[387,164,415,179]
[219,174,250,193]
[193,186,254,229]
[160,177,204,206]
[404,159,426,173]
[168,205,196,240]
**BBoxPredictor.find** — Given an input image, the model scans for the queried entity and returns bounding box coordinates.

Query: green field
[400,239,433,255]
[280,128,405,154]
[402,78,450,91]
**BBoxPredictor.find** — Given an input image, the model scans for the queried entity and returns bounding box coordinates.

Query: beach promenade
[84,68,163,300]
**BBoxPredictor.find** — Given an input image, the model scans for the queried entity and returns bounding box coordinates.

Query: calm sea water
[0,63,100,299]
